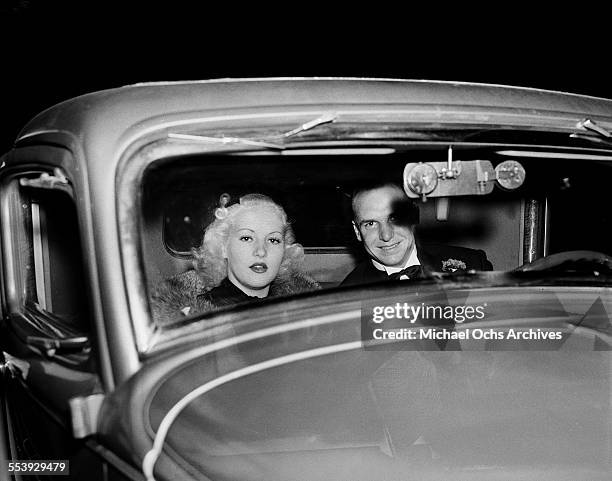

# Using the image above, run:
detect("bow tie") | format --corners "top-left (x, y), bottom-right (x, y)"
top-left (388, 265), bottom-right (423, 280)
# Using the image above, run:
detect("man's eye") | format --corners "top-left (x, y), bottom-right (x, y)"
top-left (239, 235), bottom-right (253, 242)
top-left (362, 221), bottom-right (377, 229)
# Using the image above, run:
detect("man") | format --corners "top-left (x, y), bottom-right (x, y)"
top-left (340, 183), bottom-right (492, 453)
top-left (341, 182), bottom-right (492, 286)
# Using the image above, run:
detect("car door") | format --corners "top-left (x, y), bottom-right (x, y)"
top-left (0, 151), bottom-right (17, 480)
top-left (0, 147), bottom-right (107, 479)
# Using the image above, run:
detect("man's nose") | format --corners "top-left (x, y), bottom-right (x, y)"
top-left (379, 222), bottom-right (394, 242)
top-left (253, 240), bottom-right (267, 257)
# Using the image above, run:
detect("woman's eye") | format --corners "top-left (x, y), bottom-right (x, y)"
top-left (239, 235), bottom-right (253, 242)
top-left (268, 237), bottom-right (282, 244)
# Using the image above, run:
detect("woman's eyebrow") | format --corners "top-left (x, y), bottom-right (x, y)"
top-left (235, 228), bottom-right (255, 233)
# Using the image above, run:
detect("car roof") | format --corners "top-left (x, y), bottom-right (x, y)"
top-left (19, 77), bottom-right (612, 137)
top-left (12, 77), bottom-right (612, 174)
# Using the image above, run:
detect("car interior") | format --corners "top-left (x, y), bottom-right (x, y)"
top-left (140, 147), bottom-right (612, 300)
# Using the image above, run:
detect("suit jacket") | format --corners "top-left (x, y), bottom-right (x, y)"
top-left (341, 243), bottom-right (493, 286)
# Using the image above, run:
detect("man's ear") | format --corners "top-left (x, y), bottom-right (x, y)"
top-left (352, 221), bottom-right (362, 242)
top-left (221, 243), bottom-right (228, 259)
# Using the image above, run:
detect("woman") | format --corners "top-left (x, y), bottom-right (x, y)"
top-left (152, 193), bottom-right (319, 323)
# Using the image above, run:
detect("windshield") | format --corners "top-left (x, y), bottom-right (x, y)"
top-left (134, 140), bottom-right (612, 480)
top-left (141, 145), bottom-right (612, 325)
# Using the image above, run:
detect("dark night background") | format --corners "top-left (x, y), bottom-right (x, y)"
top-left (1, 1), bottom-right (610, 155)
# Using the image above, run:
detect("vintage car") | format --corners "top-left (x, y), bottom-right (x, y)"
top-left (0, 78), bottom-right (611, 481)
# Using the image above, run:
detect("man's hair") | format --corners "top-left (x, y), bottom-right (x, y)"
top-left (350, 181), bottom-right (420, 225)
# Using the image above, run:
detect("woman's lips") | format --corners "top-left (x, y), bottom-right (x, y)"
top-left (250, 263), bottom-right (268, 273)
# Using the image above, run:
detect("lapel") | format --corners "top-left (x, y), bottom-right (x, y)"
top-left (416, 243), bottom-right (439, 275)
top-left (362, 261), bottom-right (390, 283)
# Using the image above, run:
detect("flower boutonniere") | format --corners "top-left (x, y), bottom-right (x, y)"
top-left (442, 258), bottom-right (467, 273)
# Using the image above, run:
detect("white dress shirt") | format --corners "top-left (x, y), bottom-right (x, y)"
top-left (372, 245), bottom-right (421, 280)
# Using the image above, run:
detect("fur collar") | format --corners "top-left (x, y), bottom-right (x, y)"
top-left (151, 269), bottom-right (319, 324)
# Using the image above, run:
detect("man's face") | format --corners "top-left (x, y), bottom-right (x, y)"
top-left (352, 185), bottom-right (416, 268)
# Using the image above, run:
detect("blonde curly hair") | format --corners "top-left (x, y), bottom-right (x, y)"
top-left (192, 193), bottom-right (305, 290)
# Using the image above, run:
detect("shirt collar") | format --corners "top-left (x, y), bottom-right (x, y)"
top-left (372, 244), bottom-right (420, 274)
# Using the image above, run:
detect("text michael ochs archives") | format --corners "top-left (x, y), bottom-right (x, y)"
top-left (361, 301), bottom-right (565, 350)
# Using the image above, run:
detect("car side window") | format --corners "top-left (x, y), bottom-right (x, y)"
top-left (1, 171), bottom-right (90, 342)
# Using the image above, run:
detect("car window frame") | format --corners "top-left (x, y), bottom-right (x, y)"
top-left (0, 150), bottom-right (94, 368)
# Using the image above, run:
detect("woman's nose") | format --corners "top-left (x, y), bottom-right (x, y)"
top-left (253, 241), bottom-right (267, 257)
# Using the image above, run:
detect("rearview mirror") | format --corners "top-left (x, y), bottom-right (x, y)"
top-left (403, 150), bottom-right (525, 200)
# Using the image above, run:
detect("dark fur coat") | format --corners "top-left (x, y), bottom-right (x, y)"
top-left (151, 269), bottom-right (320, 325)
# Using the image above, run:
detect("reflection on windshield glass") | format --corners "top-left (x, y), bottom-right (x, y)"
top-left (144, 288), bottom-right (612, 480)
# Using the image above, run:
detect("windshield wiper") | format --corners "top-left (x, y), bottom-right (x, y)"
top-left (168, 133), bottom-right (284, 150)
top-left (168, 113), bottom-right (338, 148)
top-left (280, 112), bottom-right (338, 138)
top-left (577, 118), bottom-right (612, 138)
top-left (571, 118), bottom-right (612, 145)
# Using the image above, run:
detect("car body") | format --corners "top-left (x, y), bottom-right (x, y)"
top-left (1, 78), bottom-right (611, 480)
